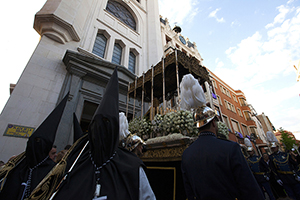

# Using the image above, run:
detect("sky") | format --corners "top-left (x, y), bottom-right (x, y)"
top-left (0, 0), bottom-right (299, 138)
top-left (158, 0), bottom-right (300, 139)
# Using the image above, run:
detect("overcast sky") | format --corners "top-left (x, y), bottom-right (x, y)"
top-left (0, 0), bottom-right (299, 139)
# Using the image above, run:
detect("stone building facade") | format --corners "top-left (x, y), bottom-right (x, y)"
top-left (0, 0), bottom-right (163, 162)
top-left (0, 0), bottom-right (272, 162)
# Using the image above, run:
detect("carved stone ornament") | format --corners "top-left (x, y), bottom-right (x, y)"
top-left (34, 14), bottom-right (80, 44)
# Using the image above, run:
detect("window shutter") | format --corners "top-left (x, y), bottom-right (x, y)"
top-left (112, 43), bottom-right (122, 65)
top-left (128, 52), bottom-right (136, 74)
top-left (92, 33), bottom-right (107, 58)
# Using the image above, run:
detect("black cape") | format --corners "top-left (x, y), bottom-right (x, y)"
top-left (0, 93), bottom-right (69, 200)
top-left (0, 158), bottom-right (56, 199)
top-left (45, 67), bottom-right (145, 200)
top-left (51, 135), bottom-right (144, 200)
top-left (181, 133), bottom-right (265, 200)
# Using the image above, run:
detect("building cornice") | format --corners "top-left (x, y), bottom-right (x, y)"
top-left (63, 50), bottom-right (136, 90)
top-left (34, 13), bottom-right (80, 44)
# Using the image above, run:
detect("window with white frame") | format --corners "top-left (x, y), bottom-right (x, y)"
top-left (226, 90), bottom-right (231, 98)
top-left (227, 101), bottom-right (231, 110)
top-left (112, 43), bottom-right (123, 65)
top-left (232, 94), bottom-right (237, 102)
top-left (92, 33), bottom-right (107, 58)
top-left (249, 126), bottom-right (257, 134)
top-left (239, 97), bottom-right (247, 106)
top-left (217, 95), bottom-right (222, 105)
top-left (220, 84), bottom-right (232, 98)
top-left (249, 127), bottom-right (258, 138)
top-left (220, 85), bottom-right (225, 94)
top-left (231, 119), bottom-right (241, 133)
top-left (106, 0), bottom-right (136, 30)
top-left (222, 115), bottom-right (231, 131)
top-left (237, 108), bottom-right (243, 117)
top-left (231, 104), bottom-right (236, 113)
top-left (224, 100), bottom-right (229, 110)
top-left (242, 124), bottom-right (249, 136)
top-left (212, 80), bottom-right (217, 89)
top-left (128, 51), bottom-right (136, 74)
top-left (244, 111), bottom-right (252, 121)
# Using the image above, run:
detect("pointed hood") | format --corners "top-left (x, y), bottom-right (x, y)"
top-left (73, 113), bottom-right (84, 143)
top-left (88, 67), bottom-right (119, 166)
top-left (25, 93), bottom-right (69, 167)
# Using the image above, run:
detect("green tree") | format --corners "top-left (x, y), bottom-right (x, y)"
top-left (279, 127), bottom-right (296, 151)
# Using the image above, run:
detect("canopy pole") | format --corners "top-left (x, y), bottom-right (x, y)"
top-left (175, 49), bottom-right (181, 110)
top-left (126, 82), bottom-right (130, 118)
top-left (162, 56), bottom-right (166, 114)
top-left (141, 73), bottom-right (145, 120)
top-left (133, 77), bottom-right (137, 119)
top-left (151, 65), bottom-right (154, 122)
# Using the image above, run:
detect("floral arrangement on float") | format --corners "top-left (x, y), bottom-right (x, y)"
top-left (217, 121), bottom-right (229, 139)
top-left (128, 73), bottom-right (208, 145)
top-left (128, 110), bottom-right (198, 141)
top-left (128, 117), bottom-right (151, 140)
top-left (153, 110), bottom-right (198, 137)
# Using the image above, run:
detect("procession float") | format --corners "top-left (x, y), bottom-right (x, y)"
top-left (124, 49), bottom-right (223, 200)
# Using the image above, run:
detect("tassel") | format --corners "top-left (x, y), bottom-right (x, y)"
top-left (0, 152), bottom-right (26, 191)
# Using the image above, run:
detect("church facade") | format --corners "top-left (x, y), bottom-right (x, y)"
top-left (0, 0), bottom-right (269, 163)
top-left (0, 0), bottom-right (166, 162)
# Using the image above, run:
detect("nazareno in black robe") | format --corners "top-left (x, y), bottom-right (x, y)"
top-left (0, 93), bottom-right (69, 200)
top-left (48, 67), bottom-right (145, 200)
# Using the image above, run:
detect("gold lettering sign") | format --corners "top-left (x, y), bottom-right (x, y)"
top-left (4, 124), bottom-right (35, 138)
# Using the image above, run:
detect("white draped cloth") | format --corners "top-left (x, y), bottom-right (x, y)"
top-left (139, 166), bottom-right (156, 200)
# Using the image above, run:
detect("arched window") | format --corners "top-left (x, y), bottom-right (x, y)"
top-left (92, 33), bottom-right (107, 58)
top-left (112, 43), bottom-right (122, 65)
top-left (106, 0), bottom-right (136, 30)
top-left (128, 52), bottom-right (136, 74)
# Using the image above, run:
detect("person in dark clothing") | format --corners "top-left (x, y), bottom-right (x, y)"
top-left (49, 145), bottom-right (58, 162)
top-left (269, 143), bottom-right (300, 200)
top-left (125, 133), bottom-right (146, 157)
top-left (262, 153), bottom-right (287, 199)
top-left (247, 149), bottom-right (276, 200)
top-left (0, 93), bottom-right (69, 200)
top-left (181, 106), bottom-right (264, 200)
top-left (28, 67), bottom-right (155, 200)
top-left (290, 148), bottom-right (300, 165)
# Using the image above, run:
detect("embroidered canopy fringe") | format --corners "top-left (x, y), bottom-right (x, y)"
top-left (28, 134), bottom-right (87, 200)
top-left (0, 151), bottom-right (26, 191)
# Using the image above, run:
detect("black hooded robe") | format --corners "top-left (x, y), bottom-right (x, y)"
top-left (48, 67), bottom-right (150, 200)
top-left (0, 93), bottom-right (69, 200)
top-left (0, 158), bottom-right (56, 199)
top-left (51, 136), bottom-right (144, 200)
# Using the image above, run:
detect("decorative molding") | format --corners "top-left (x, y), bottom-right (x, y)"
top-left (34, 14), bottom-right (80, 44)
top-left (77, 47), bottom-right (105, 61)
top-left (141, 144), bottom-right (189, 162)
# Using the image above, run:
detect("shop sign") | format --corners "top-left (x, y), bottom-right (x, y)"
top-left (4, 124), bottom-right (35, 138)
